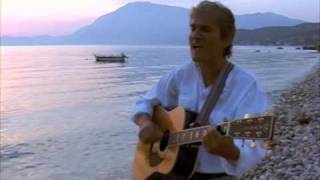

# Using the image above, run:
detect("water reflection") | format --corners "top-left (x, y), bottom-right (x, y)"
top-left (0, 45), bottom-right (319, 144)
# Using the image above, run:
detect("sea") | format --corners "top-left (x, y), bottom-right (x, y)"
top-left (0, 45), bottom-right (319, 180)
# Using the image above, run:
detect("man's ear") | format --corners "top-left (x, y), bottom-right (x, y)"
top-left (221, 31), bottom-right (234, 47)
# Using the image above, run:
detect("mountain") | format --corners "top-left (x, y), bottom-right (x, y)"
top-left (1, 35), bottom-right (65, 45)
top-left (1, 2), bottom-right (312, 45)
top-left (235, 23), bottom-right (320, 45)
top-left (236, 12), bottom-right (304, 29)
top-left (66, 2), bottom-right (189, 44)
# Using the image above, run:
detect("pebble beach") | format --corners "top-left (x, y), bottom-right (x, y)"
top-left (241, 63), bottom-right (320, 180)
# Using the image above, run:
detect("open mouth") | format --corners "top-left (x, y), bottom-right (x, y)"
top-left (192, 45), bottom-right (203, 51)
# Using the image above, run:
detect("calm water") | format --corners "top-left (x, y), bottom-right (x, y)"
top-left (0, 45), bottom-right (319, 180)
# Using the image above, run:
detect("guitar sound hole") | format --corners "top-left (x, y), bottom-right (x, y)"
top-left (160, 130), bottom-right (170, 151)
top-left (217, 125), bottom-right (226, 135)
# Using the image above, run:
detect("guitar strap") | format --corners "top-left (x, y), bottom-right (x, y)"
top-left (195, 61), bottom-right (234, 126)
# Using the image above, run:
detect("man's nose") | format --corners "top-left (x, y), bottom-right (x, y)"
top-left (190, 29), bottom-right (202, 39)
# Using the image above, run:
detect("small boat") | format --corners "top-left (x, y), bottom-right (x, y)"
top-left (94, 53), bottom-right (128, 63)
top-left (277, 47), bottom-right (284, 50)
top-left (302, 46), bottom-right (317, 50)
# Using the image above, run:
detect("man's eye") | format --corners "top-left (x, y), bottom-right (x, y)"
top-left (201, 26), bottom-right (211, 32)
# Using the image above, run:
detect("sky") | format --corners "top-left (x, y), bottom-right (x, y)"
top-left (1, 0), bottom-right (319, 36)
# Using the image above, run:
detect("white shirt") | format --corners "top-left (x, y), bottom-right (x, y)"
top-left (132, 62), bottom-right (268, 176)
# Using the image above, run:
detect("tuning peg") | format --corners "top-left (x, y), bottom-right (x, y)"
top-left (189, 122), bottom-right (196, 128)
top-left (244, 114), bottom-right (252, 118)
top-left (261, 140), bottom-right (272, 149)
top-left (264, 112), bottom-right (274, 116)
top-left (250, 140), bottom-right (256, 148)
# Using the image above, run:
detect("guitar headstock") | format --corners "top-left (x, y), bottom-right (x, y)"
top-left (224, 113), bottom-right (275, 141)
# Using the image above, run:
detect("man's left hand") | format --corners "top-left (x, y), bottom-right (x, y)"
top-left (203, 127), bottom-right (240, 161)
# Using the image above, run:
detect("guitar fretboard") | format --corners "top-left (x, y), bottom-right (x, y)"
top-left (168, 125), bottom-right (212, 146)
top-left (166, 115), bottom-right (274, 147)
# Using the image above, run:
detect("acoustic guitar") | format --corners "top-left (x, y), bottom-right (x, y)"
top-left (133, 106), bottom-right (275, 180)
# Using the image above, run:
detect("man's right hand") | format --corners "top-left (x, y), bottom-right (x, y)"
top-left (135, 114), bottom-right (163, 144)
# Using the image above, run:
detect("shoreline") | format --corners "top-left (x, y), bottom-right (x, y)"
top-left (241, 62), bottom-right (319, 179)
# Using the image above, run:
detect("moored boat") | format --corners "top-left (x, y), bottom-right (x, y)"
top-left (94, 53), bottom-right (128, 63)
top-left (302, 46), bottom-right (317, 50)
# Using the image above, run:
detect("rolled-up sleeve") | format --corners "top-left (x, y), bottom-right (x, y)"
top-left (131, 70), bottom-right (179, 122)
top-left (219, 81), bottom-right (269, 176)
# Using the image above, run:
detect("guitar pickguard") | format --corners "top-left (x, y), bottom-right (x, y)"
top-left (149, 143), bottom-right (164, 167)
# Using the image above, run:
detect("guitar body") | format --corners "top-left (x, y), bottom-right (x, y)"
top-left (133, 106), bottom-right (199, 180)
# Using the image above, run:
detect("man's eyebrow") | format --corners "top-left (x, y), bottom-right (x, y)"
top-left (190, 23), bottom-right (211, 28)
top-left (190, 23), bottom-right (202, 26)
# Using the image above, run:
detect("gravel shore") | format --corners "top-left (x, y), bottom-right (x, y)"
top-left (241, 63), bottom-right (320, 180)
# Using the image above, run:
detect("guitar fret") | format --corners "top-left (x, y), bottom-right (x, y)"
top-left (200, 128), bottom-right (207, 138)
top-left (176, 134), bottom-right (180, 144)
top-left (169, 135), bottom-right (174, 144)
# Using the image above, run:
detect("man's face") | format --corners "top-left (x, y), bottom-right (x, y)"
top-left (189, 11), bottom-right (228, 63)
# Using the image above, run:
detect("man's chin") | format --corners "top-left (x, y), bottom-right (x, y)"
top-left (191, 55), bottom-right (203, 63)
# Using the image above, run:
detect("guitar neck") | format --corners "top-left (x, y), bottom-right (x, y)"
top-left (168, 125), bottom-right (218, 146)
top-left (168, 114), bottom-right (274, 147)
